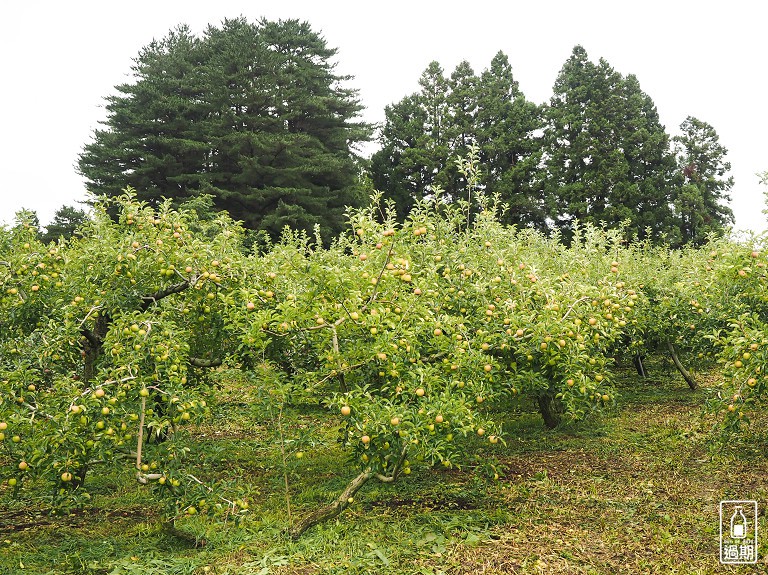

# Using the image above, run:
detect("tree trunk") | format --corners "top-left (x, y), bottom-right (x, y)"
top-left (289, 470), bottom-right (372, 539)
top-left (633, 353), bottom-right (647, 378)
top-left (667, 341), bottom-right (696, 390)
top-left (81, 313), bottom-right (110, 384)
top-left (68, 465), bottom-right (88, 490)
top-left (537, 392), bottom-right (564, 429)
top-left (82, 341), bottom-right (100, 384)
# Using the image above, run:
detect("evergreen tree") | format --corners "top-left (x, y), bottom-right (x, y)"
top-left (371, 54), bottom-right (542, 226)
top-left (673, 116), bottom-right (734, 245)
top-left (447, 61), bottom-right (477, 151)
top-left (78, 18), bottom-right (371, 242)
top-left (542, 46), bottom-right (678, 243)
top-left (369, 94), bottom-right (431, 219)
top-left (370, 62), bottom-right (452, 218)
top-left (417, 61), bottom-right (452, 191)
top-left (41, 206), bottom-right (90, 244)
top-left (475, 52), bottom-right (544, 229)
top-left (79, 26), bottom-right (207, 204)
top-left (442, 61), bottom-right (479, 196)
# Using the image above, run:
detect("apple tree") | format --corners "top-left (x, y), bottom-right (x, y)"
top-left (620, 239), bottom-right (731, 388)
top-left (229, 194), bottom-right (640, 537)
top-left (705, 243), bottom-right (768, 433)
top-left (0, 192), bottom-right (246, 518)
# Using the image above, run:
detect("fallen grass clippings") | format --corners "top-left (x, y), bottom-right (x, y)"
top-left (1, 364), bottom-right (767, 574)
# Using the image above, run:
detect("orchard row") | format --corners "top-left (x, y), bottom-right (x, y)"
top-left (0, 191), bottom-right (765, 533)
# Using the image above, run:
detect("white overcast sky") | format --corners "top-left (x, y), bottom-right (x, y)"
top-left (1, 1), bottom-right (766, 232)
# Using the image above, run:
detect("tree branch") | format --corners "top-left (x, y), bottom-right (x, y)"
top-left (140, 280), bottom-right (190, 310)
top-left (363, 239), bottom-right (396, 311)
top-left (561, 296), bottom-right (590, 322)
top-left (667, 341), bottom-right (697, 390)
top-left (80, 328), bottom-right (100, 348)
top-left (288, 470), bottom-right (373, 539)
top-left (289, 446), bottom-right (409, 538)
top-left (135, 395), bottom-right (146, 472)
top-left (331, 325), bottom-right (347, 393)
top-left (20, 401), bottom-right (54, 420)
top-left (375, 445), bottom-right (408, 483)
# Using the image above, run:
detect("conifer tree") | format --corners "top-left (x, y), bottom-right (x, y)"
top-left (370, 62), bottom-right (452, 218)
top-left (475, 52), bottom-right (544, 229)
top-left (79, 18), bottom-right (371, 241)
top-left (41, 206), bottom-right (90, 244)
top-left (541, 46), bottom-right (678, 243)
top-left (371, 54), bottom-right (542, 226)
top-left (673, 116), bottom-right (734, 245)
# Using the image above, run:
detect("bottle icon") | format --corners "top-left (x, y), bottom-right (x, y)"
top-left (731, 506), bottom-right (748, 539)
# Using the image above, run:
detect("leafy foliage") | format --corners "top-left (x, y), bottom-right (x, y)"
top-left (673, 116), bottom-right (735, 246)
top-left (0, 192), bottom-right (245, 515)
top-left (541, 46), bottom-right (679, 244)
top-left (370, 55), bottom-right (543, 227)
top-left (371, 46), bottom-right (735, 248)
top-left (78, 17), bottom-right (372, 242)
top-left (1, 164), bottom-right (766, 536)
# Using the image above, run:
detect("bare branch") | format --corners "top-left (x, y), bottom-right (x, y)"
top-left (363, 239), bottom-right (396, 311)
top-left (20, 401), bottom-right (54, 420)
top-left (331, 325), bottom-right (347, 393)
top-left (289, 470), bottom-right (373, 539)
top-left (136, 472), bottom-right (163, 485)
top-left (375, 444), bottom-right (409, 483)
top-left (135, 395), bottom-right (146, 471)
top-left (561, 296), bottom-right (590, 322)
top-left (78, 306), bottom-right (104, 331)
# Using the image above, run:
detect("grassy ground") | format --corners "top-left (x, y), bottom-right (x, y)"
top-left (2, 357), bottom-right (767, 574)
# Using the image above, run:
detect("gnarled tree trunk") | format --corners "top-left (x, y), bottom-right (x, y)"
top-left (537, 392), bottom-right (564, 429)
top-left (289, 470), bottom-right (372, 539)
top-left (289, 446), bottom-right (408, 538)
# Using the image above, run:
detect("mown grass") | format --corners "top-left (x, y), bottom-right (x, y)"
top-left (2, 356), bottom-right (767, 574)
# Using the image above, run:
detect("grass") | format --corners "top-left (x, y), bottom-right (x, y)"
top-left (2, 357), bottom-right (767, 574)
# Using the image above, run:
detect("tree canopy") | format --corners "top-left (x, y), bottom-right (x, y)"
top-left (540, 46), bottom-right (679, 243)
top-left (40, 205), bottom-right (90, 244)
top-left (370, 54), bottom-right (543, 227)
top-left (370, 45), bottom-right (734, 246)
top-left (673, 116), bottom-right (735, 245)
top-left (80, 28), bottom-right (735, 247)
top-left (78, 17), bottom-right (372, 242)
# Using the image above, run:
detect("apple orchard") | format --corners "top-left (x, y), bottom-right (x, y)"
top-left (1, 189), bottom-right (767, 536)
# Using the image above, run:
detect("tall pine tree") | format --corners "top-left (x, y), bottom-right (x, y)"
top-left (541, 46), bottom-right (678, 243)
top-left (41, 205), bottom-right (90, 244)
top-left (371, 54), bottom-right (542, 227)
top-left (441, 61), bottom-right (479, 197)
top-left (673, 116), bottom-right (734, 245)
top-left (79, 17), bottom-right (371, 242)
top-left (79, 26), bottom-right (208, 203)
top-left (475, 52), bottom-right (544, 229)
top-left (370, 62), bottom-right (452, 218)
